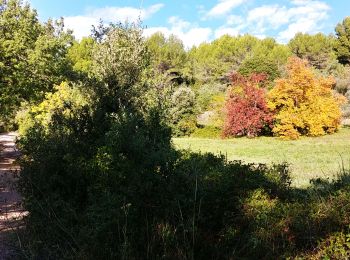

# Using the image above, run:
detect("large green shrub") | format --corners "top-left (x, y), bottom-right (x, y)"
top-left (238, 55), bottom-right (280, 81)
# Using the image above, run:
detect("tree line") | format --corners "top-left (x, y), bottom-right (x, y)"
top-left (1, 1), bottom-right (350, 140)
top-left (2, 1), bottom-right (350, 258)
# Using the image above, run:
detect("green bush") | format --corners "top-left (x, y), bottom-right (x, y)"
top-left (196, 82), bottom-right (226, 111)
top-left (238, 55), bottom-right (280, 81)
top-left (312, 231), bottom-right (350, 259)
top-left (169, 86), bottom-right (197, 136)
top-left (173, 116), bottom-right (197, 136)
top-left (191, 125), bottom-right (221, 138)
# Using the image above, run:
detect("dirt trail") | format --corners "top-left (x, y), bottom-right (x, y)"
top-left (0, 133), bottom-right (26, 259)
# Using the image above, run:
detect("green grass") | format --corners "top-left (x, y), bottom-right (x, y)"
top-left (173, 127), bottom-right (350, 187)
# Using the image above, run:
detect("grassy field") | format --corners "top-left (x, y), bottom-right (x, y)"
top-left (173, 127), bottom-right (350, 187)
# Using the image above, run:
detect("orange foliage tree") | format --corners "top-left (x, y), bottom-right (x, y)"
top-left (268, 57), bottom-right (345, 139)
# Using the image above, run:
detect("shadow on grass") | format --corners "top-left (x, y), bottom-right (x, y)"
top-left (15, 125), bottom-right (350, 259)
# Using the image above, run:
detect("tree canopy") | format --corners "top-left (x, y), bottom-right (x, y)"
top-left (268, 57), bottom-right (344, 139)
top-left (67, 37), bottom-right (95, 74)
top-left (146, 32), bottom-right (187, 73)
top-left (335, 17), bottom-right (350, 65)
top-left (288, 32), bottom-right (336, 70)
top-left (0, 0), bottom-right (73, 125)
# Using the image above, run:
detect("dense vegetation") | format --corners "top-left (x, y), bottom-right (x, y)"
top-left (1, 0), bottom-right (350, 258)
top-left (268, 57), bottom-right (344, 139)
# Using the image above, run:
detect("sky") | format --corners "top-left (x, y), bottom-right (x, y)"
top-left (28, 0), bottom-right (350, 48)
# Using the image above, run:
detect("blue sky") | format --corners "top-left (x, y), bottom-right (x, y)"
top-left (28, 0), bottom-right (350, 48)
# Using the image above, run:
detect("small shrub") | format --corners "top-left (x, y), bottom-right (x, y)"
top-left (191, 125), bottom-right (221, 138)
top-left (342, 104), bottom-right (350, 118)
top-left (319, 232), bottom-right (350, 258)
top-left (299, 231), bottom-right (350, 259)
top-left (169, 86), bottom-right (197, 136)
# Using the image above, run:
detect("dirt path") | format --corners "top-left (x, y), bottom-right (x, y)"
top-left (0, 133), bottom-right (26, 259)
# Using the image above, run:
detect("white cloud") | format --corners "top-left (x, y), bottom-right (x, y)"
top-left (214, 15), bottom-right (246, 38)
top-left (248, 5), bottom-right (283, 26)
top-left (90, 4), bottom-right (164, 22)
top-left (277, 18), bottom-right (315, 41)
top-left (168, 16), bottom-right (191, 31)
top-left (277, 1), bottom-right (330, 42)
top-left (64, 4), bottom-right (164, 40)
top-left (182, 28), bottom-right (213, 47)
top-left (245, 0), bottom-right (330, 42)
top-left (144, 17), bottom-right (212, 48)
top-left (226, 15), bottom-right (244, 26)
top-left (143, 0), bottom-right (330, 46)
top-left (64, 16), bottom-right (99, 40)
top-left (214, 27), bottom-right (240, 38)
top-left (62, 0), bottom-right (331, 46)
top-left (207, 0), bottom-right (245, 17)
top-left (143, 26), bottom-right (170, 37)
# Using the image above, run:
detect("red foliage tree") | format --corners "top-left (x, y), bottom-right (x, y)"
top-left (223, 73), bottom-right (273, 137)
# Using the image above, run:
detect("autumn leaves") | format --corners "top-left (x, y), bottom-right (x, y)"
top-left (224, 57), bottom-right (344, 139)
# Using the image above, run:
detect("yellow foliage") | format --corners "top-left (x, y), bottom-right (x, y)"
top-left (268, 57), bottom-right (345, 139)
top-left (16, 82), bottom-right (92, 135)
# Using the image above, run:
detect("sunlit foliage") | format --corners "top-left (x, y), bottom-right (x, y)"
top-left (223, 73), bottom-right (273, 137)
top-left (0, 0), bottom-right (73, 126)
top-left (268, 57), bottom-right (344, 139)
top-left (335, 17), bottom-right (350, 65)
